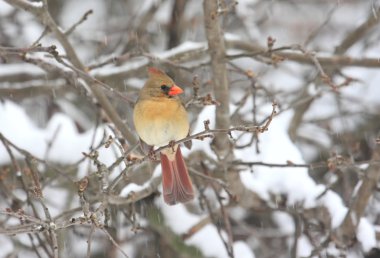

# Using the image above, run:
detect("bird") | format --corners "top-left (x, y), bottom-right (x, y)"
top-left (133, 67), bottom-right (194, 205)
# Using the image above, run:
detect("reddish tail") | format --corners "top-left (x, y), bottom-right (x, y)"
top-left (160, 147), bottom-right (194, 205)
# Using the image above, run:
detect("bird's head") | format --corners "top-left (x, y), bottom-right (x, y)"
top-left (142, 67), bottom-right (184, 99)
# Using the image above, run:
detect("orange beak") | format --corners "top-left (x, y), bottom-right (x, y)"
top-left (168, 85), bottom-right (184, 96)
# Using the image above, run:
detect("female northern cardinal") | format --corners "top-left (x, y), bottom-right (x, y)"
top-left (133, 67), bottom-right (194, 205)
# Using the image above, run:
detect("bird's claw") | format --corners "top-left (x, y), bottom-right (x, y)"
top-left (168, 140), bottom-right (176, 152)
top-left (148, 147), bottom-right (157, 161)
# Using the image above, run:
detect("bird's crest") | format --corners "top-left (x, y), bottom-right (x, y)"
top-left (148, 67), bottom-right (165, 76)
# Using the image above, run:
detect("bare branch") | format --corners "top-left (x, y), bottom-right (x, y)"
top-left (4, 0), bottom-right (137, 146)
top-left (203, 0), bottom-right (231, 159)
top-left (334, 145), bottom-right (380, 247)
top-left (226, 39), bottom-right (380, 68)
top-left (65, 9), bottom-right (93, 36)
top-left (335, 6), bottom-right (380, 54)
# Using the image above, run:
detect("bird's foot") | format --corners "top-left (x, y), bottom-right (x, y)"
top-left (148, 147), bottom-right (157, 161)
top-left (168, 140), bottom-right (176, 152)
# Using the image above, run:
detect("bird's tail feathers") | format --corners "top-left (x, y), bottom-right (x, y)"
top-left (160, 147), bottom-right (194, 205)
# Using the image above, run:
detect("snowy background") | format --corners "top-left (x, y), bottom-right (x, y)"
top-left (1, 0), bottom-right (380, 257)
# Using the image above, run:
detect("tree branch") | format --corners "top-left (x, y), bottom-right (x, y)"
top-left (4, 0), bottom-right (137, 146)
top-left (334, 145), bottom-right (380, 247)
top-left (203, 0), bottom-right (231, 159)
top-left (335, 6), bottom-right (380, 54)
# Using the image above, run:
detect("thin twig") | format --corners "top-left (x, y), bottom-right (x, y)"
top-left (100, 228), bottom-right (129, 258)
top-left (65, 9), bottom-right (93, 36)
top-left (86, 225), bottom-right (96, 258)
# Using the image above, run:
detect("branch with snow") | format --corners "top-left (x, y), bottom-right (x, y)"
top-left (1, 0), bottom-right (380, 258)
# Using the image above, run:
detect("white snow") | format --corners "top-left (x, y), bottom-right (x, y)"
top-left (0, 100), bottom-right (121, 177)
top-left (317, 190), bottom-right (347, 228)
top-left (0, 1), bottom-right (13, 15)
top-left (297, 235), bottom-right (313, 257)
top-left (273, 211), bottom-right (294, 235)
top-left (181, 105), bottom-right (216, 159)
top-left (234, 107), bottom-right (353, 234)
top-left (357, 218), bottom-right (376, 252)
top-left (0, 63), bottom-right (45, 76)
top-left (1, 1), bottom-right (380, 257)
top-left (0, 236), bottom-right (13, 256)
top-left (90, 58), bottom-right (149, 77)
top-left (154, 41), bottom-right (206, 59)
top-left (233, 241), bottom-right (255, 258)
top-left (237, 110), bottom-right (325, 207)
top-left (157, 197), bottom-right (255, 258)
top-left (91, 41), bottom-right (205, 78)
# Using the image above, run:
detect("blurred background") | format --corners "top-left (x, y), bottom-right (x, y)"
top-left (1, 0), bottom-right (380, 257)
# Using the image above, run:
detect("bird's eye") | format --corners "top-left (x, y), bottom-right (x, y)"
top-left (160, 85), bottom-right (170, 92)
